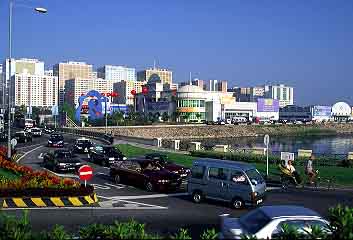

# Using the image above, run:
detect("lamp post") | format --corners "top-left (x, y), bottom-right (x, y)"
top-left (7, 0), bottom-right (47, 159)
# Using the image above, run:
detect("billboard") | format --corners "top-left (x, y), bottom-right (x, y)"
top-left (312, 106), bottom-right (331, 117)
top-left (257, 98), bottom-right (279, 112)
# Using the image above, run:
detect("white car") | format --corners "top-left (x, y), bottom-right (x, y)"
top-left (30, 128), bottom-right (42, 137)
top-left (219, 205), bottom-right (329, 239)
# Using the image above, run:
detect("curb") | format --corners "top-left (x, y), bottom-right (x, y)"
top-left (0, 193), bottom-right (98, 208)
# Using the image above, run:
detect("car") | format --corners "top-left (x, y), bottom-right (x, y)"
top-left (219, 205), bottom-right (330, 239)
top-left (145, 153), bottom-right (191, 183)
top-left (110, 158), bottom-right (182, 192)
top-left (30, 127), bottom-right (42, 137)
top-left (43, 127), bottom-right (54, 134)
top-left (89, 145), bottom-right (126, 166)
top-left (43, 149), bottom-right (83, 173)
top-left (72, 138), bottom-right (93, 153)
top-left (188, 158), bottom-right (266, 209)
top-left (232, 117), bottom-right (248, 125)
top-left (14, 131), bottom-right (32, 143)
top-left (48, 133), bottom-right (64, 147)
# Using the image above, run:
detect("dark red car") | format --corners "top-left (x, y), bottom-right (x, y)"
top-left (145, 153), bottom-right (191, 183)
top-left (110, 159), bottom-right (182, 192)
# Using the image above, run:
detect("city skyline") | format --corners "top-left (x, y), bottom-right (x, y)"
top-left (0, 0), bottom-right (353, 105)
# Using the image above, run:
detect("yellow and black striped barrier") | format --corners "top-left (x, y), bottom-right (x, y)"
top-left (0, 193), bottom-right (98, 208)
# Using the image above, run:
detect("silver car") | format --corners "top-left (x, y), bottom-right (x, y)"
top-left (219, 205), bottom-right (330, 239)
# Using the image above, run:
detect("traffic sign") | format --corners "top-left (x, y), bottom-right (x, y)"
top-left (281, 152), bottom-right (295, 161)
top-left (78, 165), bottom-right (93, 181)
top-left (51, 105), bottom-right (59, 116)
top-left (264, 134), bottom-right (270, 146)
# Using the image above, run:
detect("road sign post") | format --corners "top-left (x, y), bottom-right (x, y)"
top-left (264, 134), bottom-right (270, 177)
top-left (78, 165), bottom-right (93, 187)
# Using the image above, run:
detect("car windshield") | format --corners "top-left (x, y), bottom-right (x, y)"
top-left (239, 209), bottom-right (271, 234)
top-left (56, 152), bottom-right (72, 158)
top-left (78, 140), bottom-right (91, 145)
top-left (246, 169), bottom-right (264, 184)
top-left (51, 135), bottom-right (63, 140)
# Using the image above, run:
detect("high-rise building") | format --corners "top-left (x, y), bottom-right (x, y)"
top-left (64, 78), bottom-right (114, 107)
top-left (1, 58), bottom-right (45, 105)
top-left (137, 67), bottom-right (172, 85)
top-left (97, 65), bottom-right (136, 82)
top-left (53, 61), bottom-right (93, 105)
top-left (13, 72), bottom-right (58, 107)
top-left (209, 80), bottom-right (227, 92)
top-left (114, 80), bottom-right (147, 105)
top-left (45, 70), bottom-right (53, 76)
top-left (265, 84), bottom-right (294, 107)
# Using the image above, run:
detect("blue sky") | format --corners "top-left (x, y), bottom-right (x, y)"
top-left (1, 0), bottom-right (353, 105)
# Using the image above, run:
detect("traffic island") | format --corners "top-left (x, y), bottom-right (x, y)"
top-left (0, 150), bottom-right (99, 208)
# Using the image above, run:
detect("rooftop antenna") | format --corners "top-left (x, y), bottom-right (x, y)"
top-left (189, 72), bottom-right (192, 85)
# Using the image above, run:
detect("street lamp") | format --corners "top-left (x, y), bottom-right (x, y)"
top-left (7, 0), bottom-right (47, 159)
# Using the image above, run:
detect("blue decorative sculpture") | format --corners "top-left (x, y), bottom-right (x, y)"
top-left (75, 90), bottom-right (105, 122)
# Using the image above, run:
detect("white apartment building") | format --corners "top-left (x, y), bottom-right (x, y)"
top-left (114, 80), bottom-right (147, 105)
top-left (64, 78), bottom-right (114, 107)
top-left (97, 65), bottom-right (136, 82)
top-left (13, 72), bottom-right (58, 107)
top-left (265, 84), bottom-right (294, 108)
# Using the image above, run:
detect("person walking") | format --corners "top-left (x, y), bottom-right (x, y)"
top-left (306, 155), bottom-right (316, 184)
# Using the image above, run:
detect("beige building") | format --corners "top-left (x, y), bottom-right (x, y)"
top-left (137, 67), bottom-right (172, 85)
top-left (53, 61), bottom-right (93, 105)
top-left (13, 72), bottom-right (58, 107)
top-left (114, 80), bottom-right (147, 105)
top-left (64, 78), bottom-right (114, 107)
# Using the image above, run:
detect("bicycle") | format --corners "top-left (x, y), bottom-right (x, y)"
top-left (302, 170), bottom-right (335, 191)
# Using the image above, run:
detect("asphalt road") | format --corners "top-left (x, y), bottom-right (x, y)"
top-left (4, 132), bottom-right (353, 237)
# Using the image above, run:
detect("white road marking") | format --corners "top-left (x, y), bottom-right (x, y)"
top-left (92, 184), bottom-right (111, 190)
top-left (116, 199), bottom-right (167, 209)
top-left (16, 143), bottom-right (43, 150)
top-left (266, 187), bottom-right (281, 191)
top-left (38, 153), bottom-right (44, 159)
top-left (104, 183), bottom-right (126, 189)
top-left (100, 192), bottom-right (189, 201)
top-left (17, 146), bottom-right (44, 163)
top-left (98, 199), bottom-right (167, 209)
top-left (92, 183), bottom-right (126, 190)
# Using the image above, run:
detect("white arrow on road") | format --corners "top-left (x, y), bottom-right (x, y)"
top-left (38, 153), bottom-right (44, 159)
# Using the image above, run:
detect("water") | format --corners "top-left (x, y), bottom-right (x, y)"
top-left (189, 135), bottom-right (353, 158)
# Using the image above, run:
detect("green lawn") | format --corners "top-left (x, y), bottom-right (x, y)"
top-left (115, 144), bottom-right (353, 187)
top-left (0, 167), bottom-right (20, 180)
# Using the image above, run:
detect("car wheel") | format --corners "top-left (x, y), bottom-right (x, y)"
top-left (192, 190), bottom-right (203, 203)
top-left (114, 175), bottom-right (121, 184)
top-left (231, 198), bottom-right (244, 209)
top-left (145, 181), bottom-right (154, 192)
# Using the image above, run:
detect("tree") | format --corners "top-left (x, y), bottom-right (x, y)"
top-left (195, 113), bottom-right (202, 122)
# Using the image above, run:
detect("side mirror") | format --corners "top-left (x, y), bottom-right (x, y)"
top-left (251, 179), bottom-right (258, 185)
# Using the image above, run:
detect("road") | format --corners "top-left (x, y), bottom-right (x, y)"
top-left (4, 131), bottom-right (353, 237)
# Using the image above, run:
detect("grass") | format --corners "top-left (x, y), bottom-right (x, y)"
top-left (115, 144), bottom-right (353, 187)
top-left (0, 167), bottom-right (20, 180)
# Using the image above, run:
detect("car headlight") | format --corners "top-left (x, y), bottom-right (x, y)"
top-left (173, 170), bottom-right (179, 174)
top-left (90, 147), bottom-right (93, 149)
top-left (48, 140), bottom-right (52, 143)
top-left (158, 179), bottom-right (170, 183)
top-left (185, 169), bottom-right (191, 173)
top-left (122, 157), bottom-right (127, 160)
top-left (58, 163), bottom-right (66, 166)
top-left (77, 146), bottom-right (82, 149)
top-left (109, 157), bottom-right (115, 161)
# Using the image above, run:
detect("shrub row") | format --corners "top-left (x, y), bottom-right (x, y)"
top-left (190, 150), bottom-right (347, 167)
top-left (0, 205), bottom-right (352, 239)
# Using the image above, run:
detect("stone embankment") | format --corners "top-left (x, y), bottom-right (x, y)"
top-left (73, 123), bottom-right (353, 140)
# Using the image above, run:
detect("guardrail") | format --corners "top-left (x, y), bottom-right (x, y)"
top-left (58, 128), bottom-right (112, 145)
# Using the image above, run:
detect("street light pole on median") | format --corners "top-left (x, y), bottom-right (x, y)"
top-left (6, 0), bottom-right (47, 159)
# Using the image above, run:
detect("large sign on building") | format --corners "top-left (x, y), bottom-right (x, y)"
top-left (257, 98), bottom-right (279, 112)
top-left (312, 106), bottom-right (331, 117)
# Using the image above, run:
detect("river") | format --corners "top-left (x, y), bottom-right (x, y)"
top-left (189, 135), bottom-right (353, 158)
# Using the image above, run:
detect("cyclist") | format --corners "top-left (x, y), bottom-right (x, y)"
top-left (287, 160), bottom-right (301, 184)
top-left (305, 155), bottom-right (316, 184)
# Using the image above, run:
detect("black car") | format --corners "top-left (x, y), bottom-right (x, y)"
top-left (14, 131), bottom-right (32, 143)
top-left (48, 133), bottom-right (64, 147)
top-left (43, 149), bottom-right (82, 173)
top-left (89, 145), bottom-right (126, 166)
top-left (72, 138), bottom-right (93, 153)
